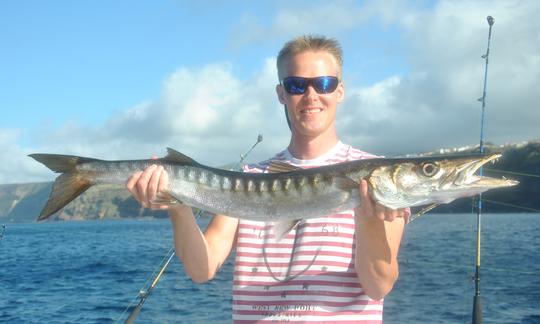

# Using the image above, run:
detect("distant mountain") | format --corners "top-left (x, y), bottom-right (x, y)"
top-left (0, 183), bottom-right (168, 223)
top-left (1, 140), bottom-right (538, 223)
top-left (0, 182), bottom-right (52, 223)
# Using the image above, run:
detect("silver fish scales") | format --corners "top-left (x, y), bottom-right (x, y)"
top-left (30, 147), bottom-right (517, 235)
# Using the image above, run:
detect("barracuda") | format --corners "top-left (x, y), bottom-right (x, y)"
top-left (30, 148), bottom-right (517, 231)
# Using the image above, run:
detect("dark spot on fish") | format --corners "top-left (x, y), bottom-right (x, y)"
top-left (246, 179), bottom-right (255, 193)
top-left (257, 180), bottom-right (267, 193)
top-left (233, 178), bottom-right (242, 192)
top-left (309, 174), bottom-right (322, 192)
top-left (282, 178), bottom-right (292, 192)
top-left (220, 176), bottom-right (232, 191)
top-left (294, 176), bottom-right (307, 191)
top-left (270, 179), bottom-right (279, 192)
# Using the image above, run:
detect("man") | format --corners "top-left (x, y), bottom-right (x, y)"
top-left (127, 35), bottom-right (408, 322)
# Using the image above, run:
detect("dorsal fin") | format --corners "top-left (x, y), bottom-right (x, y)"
top-left (267, 161), bottom-right (302, 173)
top-left (165, 147), bottom-right (199, 165)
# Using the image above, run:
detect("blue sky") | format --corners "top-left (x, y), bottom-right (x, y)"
top-left (1, 0), bottom-right (539, 183)
top-left (1, 1), bottom-right (412, 128)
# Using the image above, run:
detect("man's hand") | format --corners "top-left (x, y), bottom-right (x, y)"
top-left (355, 179), bottom-right (410, 223)
top-left (126, 164), bottom-right (172, 210)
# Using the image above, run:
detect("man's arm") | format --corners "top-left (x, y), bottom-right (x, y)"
top-left (126, 165), bottom-right (238, 283)
top-left (169, 207), bottom-right (238, 282)
top-left (354, 179), bottom-right (407, 300)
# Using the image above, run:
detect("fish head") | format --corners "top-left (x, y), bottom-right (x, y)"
top-left (367, 153), bottom-right (518, 209)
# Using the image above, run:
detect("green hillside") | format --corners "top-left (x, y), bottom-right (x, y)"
top-left (0, 183), bottom-right (168, 223)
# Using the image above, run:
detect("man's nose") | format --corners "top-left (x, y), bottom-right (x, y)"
top-left (304, 84), bottom-right (319, 98)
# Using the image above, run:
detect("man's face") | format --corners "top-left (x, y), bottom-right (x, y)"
top-left (276, 50), bottom-right (344, 139)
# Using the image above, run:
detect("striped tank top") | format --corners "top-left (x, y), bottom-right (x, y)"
top-left (233, 141), bottom-right (383, 323)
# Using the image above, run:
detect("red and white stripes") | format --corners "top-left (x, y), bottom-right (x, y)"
top-left (233, 142), bottom-right (383, 323)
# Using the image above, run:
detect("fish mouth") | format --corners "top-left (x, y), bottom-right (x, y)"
top-left (452, 153), bottom-right (518, 190)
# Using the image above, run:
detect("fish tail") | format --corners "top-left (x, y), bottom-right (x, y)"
top-left (29, 154), bottom-right (98, 221)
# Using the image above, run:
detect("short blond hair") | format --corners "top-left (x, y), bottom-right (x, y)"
top-left (276, 35), bottom-right (343, 80)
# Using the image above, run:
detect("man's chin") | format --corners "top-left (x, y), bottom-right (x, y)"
top-left (293, 123), bottom-right (331, 137)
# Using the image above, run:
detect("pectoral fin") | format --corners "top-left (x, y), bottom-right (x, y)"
top-left (152, 190), bottom-right (183, 206)
top-left (334, 176), bottom-right (359, 191)
top-left (272, 219), bottom-right (302, 241)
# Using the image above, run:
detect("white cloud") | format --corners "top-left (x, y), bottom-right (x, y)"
top-left (229, 0), bottom-right (414, 48)
top-left (18, 59), bottom-right (290, 183)
top-left (0, 129), bottom-right (48, 184)
top-left (337, 0), bottom-right (540, 155)
top-left (5, 0), bottom-right (540, 183)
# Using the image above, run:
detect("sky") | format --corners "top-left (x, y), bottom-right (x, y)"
top-left (1, 0), bottom-right (539, 184)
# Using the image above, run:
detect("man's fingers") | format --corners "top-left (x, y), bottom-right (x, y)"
top-left (149, 166), bottom-right (173, 210)
top-left (402, 208), bottom-right (411, 224)
top-left (359, 179), bottom-right (369, 198)
top-left (157, 166), bottom-right (169, 193)
top-left (374, 203), bottom-right (386, 221)
top-left (358, 179), bottom-right (374, 216)
top-left (125, 159), bottom-right (170, 210)
top-left (136, 164), bottom-right (158, 207)
top-left (356, 178), bottom-right (409, 223)
top-left (385, 208), bottom-right (397, 222)
top-left (147, 165), bottom-right (163, 203)
top-left (126, 171), bottom-right (143, 200)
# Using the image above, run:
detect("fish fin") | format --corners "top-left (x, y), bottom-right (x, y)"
top-left (267, 161), bottom-right (302, 173)
top-left (273, 219), bottom-right (301, 241)
top-left (29, 153), bottom-right (100, 173)
top-left (165, 148), bottom-right (199, 165)
top-left (38, 173), bottom-right (92, 221)
top-left (29, 153), bottom-right (96, 221)
top-left (153, 190), bottom-right (183, 206)
top-left (334, 176), bottom-right (359, 191)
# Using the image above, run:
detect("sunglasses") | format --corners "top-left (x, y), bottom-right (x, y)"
top-left (281, 76), bottom-right (339, 95)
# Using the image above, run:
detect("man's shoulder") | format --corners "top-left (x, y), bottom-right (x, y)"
top-left (243, 144), bottom-right (380, 172)
top-left (242, 150), bottom-right (289, 173)
top-left (347, 147), bottom-right (379, 160)
top-left (335, 142), bottom-right (379, 162)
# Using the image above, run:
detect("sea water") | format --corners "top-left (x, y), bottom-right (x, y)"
top-left (0, 214), bottom-right (538, 323)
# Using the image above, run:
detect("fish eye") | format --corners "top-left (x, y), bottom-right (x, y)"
top-left (421, 162), bottom-right (439, 177)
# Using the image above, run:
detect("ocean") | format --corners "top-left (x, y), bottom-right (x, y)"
top-left (1, 213), bottom-right (538, 323)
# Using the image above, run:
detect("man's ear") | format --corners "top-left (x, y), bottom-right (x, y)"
top-left (276, 84), bottom-right (286, 105)
top-left (336, 82), bottom-right (345, 103)
top-left (284, 105), bottom-right (291, 130)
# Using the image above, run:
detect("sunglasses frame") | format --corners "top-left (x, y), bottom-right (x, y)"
top-left (281, 76), bottom-right (340, 95)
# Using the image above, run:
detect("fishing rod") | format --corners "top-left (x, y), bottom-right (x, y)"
top-left (121, 134), bottom-right (264, 324)
top-left (473, 15), bottom-right (495, 324)
top-left (234, 134), bottom-right (264, 171)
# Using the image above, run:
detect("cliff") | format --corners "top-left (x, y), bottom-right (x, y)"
top-left (0, 183), bottom-right (168, 223)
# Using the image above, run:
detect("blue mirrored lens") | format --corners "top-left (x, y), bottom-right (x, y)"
top-left (313, 77), bottom-right (338, 93)
top-left (284, 77), bottom-right (308, 94)
top-left (282, 76), bottom-right (338, 95)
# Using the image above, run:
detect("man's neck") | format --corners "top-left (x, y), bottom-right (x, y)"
top-left (288, 132), bottom-right (340, 160)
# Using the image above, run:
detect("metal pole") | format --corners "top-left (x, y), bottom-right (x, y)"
top-left (122, 134), bottom-right (263, 323)
top-left (473, 15), bottom-right (494, 324)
